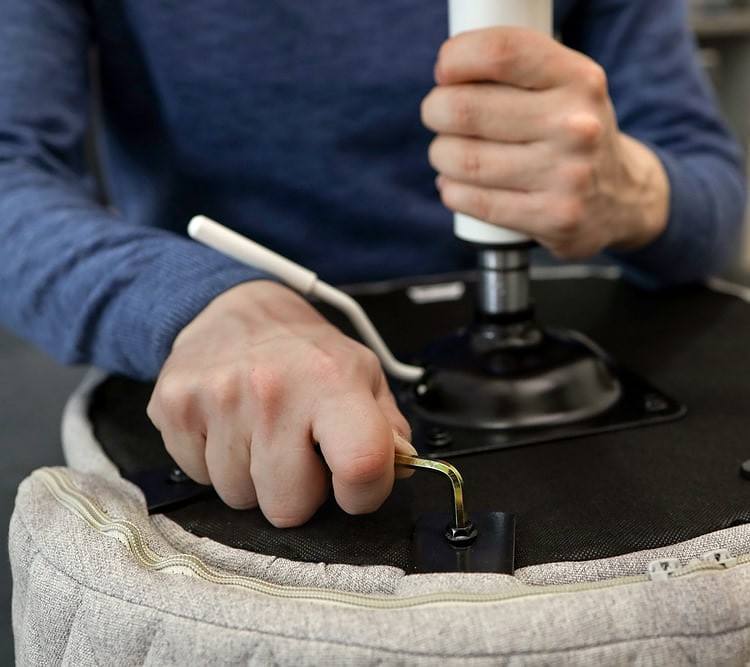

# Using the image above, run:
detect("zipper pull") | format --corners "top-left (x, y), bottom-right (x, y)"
top-left (647, 558), bottom-right (682, 581)
top-left (698, 549), bottom-right (737, 568)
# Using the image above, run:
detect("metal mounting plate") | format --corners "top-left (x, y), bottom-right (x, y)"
top-left (400, 363), bottom-right (685, 458)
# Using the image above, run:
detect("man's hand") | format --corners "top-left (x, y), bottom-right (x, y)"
top-left (147, 280), bottom-right (415, 528)
top-left (421, 27), bottom-right (670, 259)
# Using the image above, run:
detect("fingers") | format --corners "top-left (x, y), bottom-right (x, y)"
top-left (215, 376), bottom-right (409, 525)
top-left (422, 83), bottom-right (556, 143)
top-left (250, 431), bottom-right (330, 528)
top-left (151, 384), bottom-right (415, 525)
top-left (437, 176), bottom-right (548, 234)
top-left (424, 27), bottom-right (610, 147)
top-left (435, 27), bottom-right (584, 90)
top-left (438, 175), bottom-right (604, 261)
top-left (373, 378), bottom-right (417, 480)
top-left (251, 366), bottom-right (413, 522)
top-left (148, 279), bottom-right (420, 528)
top-left (147, 382), bottom-right (211, 485)
top-left (204, 422), bottom-right (257, 510)
top-left (159, 431), bottom-right (212, 485)
top-left (428, 134), bottom-right (552, 190)
top-left (373, 374), bottom-right (412, 443)
top-left (314, 388), bottom-right (398, 516)
top-left (422, 84), bottom-right (608, 149)
top-left (392, 431), bottom-right (418, 481)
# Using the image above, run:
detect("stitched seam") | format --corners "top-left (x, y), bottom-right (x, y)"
top-left (15, 532), bottom-right (750, 660)
top-left (15, 486), bottom-right (750, 659)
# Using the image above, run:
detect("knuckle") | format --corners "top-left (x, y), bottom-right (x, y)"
top-left (449, 89), bottom-right (478, 129)
top-left (316, 338), bottom-right (382, 385)
top-left (545, 241), bottom-right (579, 261)
top-left (460, 145), bottom-right (483, 179)
top-left (481, 32), bottom-right (515, 74)
top-left (354, 344), bottom-right (382, 378)
top-left (149, 374), bottom-right (192, 427)
top-left (552, 197), bottom-right (585, 235)
top-left (247, 366), bottom-right (284, 409)
top-left (337, 449), bottom-right (390, 488)
top-left (311, 348), bottom-right (349, 386)
top-left (580, 62), bottom-right (608, 101)
top-left (469, 188), bottom-right (494, 222)
top-left (206, 371), bottom-right (243, 413)
top-left (565, 111), bottom-right (604, 150)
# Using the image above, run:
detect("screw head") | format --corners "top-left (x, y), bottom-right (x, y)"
top-left (168, 467), bottom-right (190, 484)
top-left (426, 428), bottom-right (453, 448)
top-left (445, 521), bottom-right (479, 546)
top-left (644, 394), bottom-right (669, 413)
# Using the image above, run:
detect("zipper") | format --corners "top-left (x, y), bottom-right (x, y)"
top-left (35, 468), bottom-right (749, 610)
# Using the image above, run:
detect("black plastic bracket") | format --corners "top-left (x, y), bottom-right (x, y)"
top-left (413, 512), bottom-right (515, 574)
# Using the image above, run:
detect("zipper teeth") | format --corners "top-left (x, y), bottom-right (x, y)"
top-left (35, 468), bottom-right (746, 610)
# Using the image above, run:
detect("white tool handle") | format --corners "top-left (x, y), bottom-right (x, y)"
top-left (188, 216), bottom-right (318, 294)
top-left (188, 216), bottom-right (425, 383)
top-left (448, 0), bottom-right (552, 246)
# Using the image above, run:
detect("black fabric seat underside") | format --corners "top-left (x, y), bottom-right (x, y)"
top-left (89, 275), bottom-right (750, 571)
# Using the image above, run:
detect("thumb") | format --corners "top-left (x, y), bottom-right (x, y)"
top-left (393, 430), bottom-right (419, 480)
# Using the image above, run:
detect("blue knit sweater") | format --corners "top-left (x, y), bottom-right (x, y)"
top-left (0, 0), bottom-right (745, 379)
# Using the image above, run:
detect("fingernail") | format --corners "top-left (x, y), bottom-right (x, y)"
top-left (393, 430), bottom-right (418, 456)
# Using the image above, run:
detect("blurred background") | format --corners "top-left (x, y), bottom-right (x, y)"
top-left (690, 0), bottom-right (750, 279)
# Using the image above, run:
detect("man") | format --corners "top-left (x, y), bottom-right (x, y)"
top-left (0, 1), bottom-right (745, 527)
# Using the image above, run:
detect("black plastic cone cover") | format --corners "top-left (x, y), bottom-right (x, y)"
top-left (412, 321), bottom-right (621, 429)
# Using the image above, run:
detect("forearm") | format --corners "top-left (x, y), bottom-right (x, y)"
top-left (608, 145), bottom-right (746, 286)
top-left (0, 162), bottom-right (262, 379)
top-left (565, 0), bottom-right (747, 285)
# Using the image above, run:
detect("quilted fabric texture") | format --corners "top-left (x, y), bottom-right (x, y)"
top-left (10, 466), bottom-right (750, 665)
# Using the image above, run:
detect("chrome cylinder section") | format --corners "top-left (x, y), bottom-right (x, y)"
top-left (477, 248), bottom-right (531, 316)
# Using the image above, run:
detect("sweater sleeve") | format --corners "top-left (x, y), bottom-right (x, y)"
top-left (0, 0), bottom-right (262, 380)
top-left (561, 0), bottom-right (747, 286)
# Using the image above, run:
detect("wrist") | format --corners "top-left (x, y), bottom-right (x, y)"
top-left (171, 279), bottom-right (328, 352)
top-left (611, 134), bottom-right (670, 251)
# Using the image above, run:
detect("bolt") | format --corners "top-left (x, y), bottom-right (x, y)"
top-left (445, 520), bottom-right (479, 546)
top-left (426, 428), bottom-right (453, 448)
top-left (644, 394), bottom-right (669, 413)
top-left (168, 467), bottom-right (190, 484)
